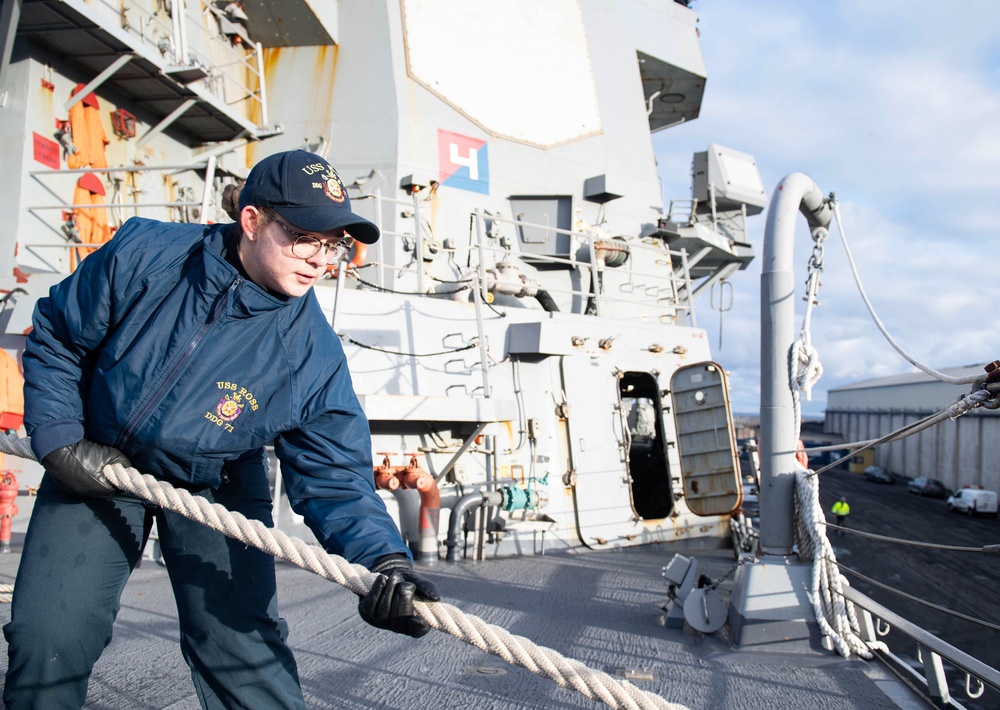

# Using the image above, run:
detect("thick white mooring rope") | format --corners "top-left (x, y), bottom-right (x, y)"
top-left (786, 222), bottom-right (869, 659)
top-left (97, 463), bottom-right (685, 710)
top-left (0, 430), bottom-right (684, 709)
top-left (793, 466), bottom-right (871, 659)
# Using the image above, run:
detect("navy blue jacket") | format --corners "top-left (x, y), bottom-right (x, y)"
top-left (23, 217), bottom-right (409, 568)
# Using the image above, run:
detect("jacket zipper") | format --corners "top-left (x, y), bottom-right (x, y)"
top-left (117, 278), bottom-right (240, 451)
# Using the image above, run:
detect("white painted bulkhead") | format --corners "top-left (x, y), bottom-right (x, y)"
top-left (2, 0), bottom-right (746, 560)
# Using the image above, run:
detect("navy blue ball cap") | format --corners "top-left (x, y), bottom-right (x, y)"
top-left (239, 150), bottom-right (380, 244)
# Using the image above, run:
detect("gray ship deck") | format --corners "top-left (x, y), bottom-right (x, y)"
top-left (0, 541), bottom-right (921, 709)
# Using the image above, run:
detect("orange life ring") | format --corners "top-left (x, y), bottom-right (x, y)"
top-left (327, 241), bottom-right (367, 277)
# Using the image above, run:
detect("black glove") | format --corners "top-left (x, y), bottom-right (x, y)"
top-left (359, 554), bottom-right (441, 638)
top-left (41, 440), bottom-right (131, 498)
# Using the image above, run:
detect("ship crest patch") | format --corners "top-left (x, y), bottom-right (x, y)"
top-left (206, 382), bottom-right (259, 433)
top-left (216, 393), bottom-right (245, 422)
top-left (320, 169), bottom-right (346, 203)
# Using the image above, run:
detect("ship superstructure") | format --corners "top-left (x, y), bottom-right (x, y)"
top-left (1, 0), bottom-right (763, 561)
top-left (3, 3), bottom-right (1000, 709)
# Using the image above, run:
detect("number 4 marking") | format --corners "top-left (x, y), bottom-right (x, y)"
top-left (450, 143), bottom-right (479, 181)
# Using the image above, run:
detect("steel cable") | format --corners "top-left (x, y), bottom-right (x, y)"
top-left (830, 201), bottom-right (986, 386)
top-left (804, 402), bottom-right (978, 478)
top-left (826, 520), bottom-right (1000, 628)
top-left (337, 333), bottom-right (479, 358)
top-left (822, 523), bottom-right (1000, 555)
top-left (832, 559), bottom-right (1000, 633)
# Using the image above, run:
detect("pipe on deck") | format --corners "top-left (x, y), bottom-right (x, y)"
top-left (373, 454), bottom-right (442, 564)
top-left (444, 491), bottom-right (502, 563)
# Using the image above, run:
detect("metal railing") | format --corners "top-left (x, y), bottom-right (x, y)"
top-left (666, 198), bottom-right (698, 226)
top-left (22, 155), bottom-right (236, 272)
top-left (341, 191), bottom-right (697, 324)
top-left (841, 584), bottom-right (1000, 706)
top-left (86, 0), bottom-right (267, 124)
top-left (326, 188), bottom-right (702, 405)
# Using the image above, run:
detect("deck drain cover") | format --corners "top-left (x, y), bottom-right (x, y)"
top-left (466, 665), bottom-right (508, 677)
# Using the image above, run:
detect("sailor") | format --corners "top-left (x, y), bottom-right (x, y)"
top-left (831, 496), bottom-right (850, 536)
top-left (3, 150), bottom-right (440, 709)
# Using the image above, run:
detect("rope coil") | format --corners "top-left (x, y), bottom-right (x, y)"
top-left (794, 467), bottom-right (871, 659)
top-left (787, 218), bottom-right (869, 659)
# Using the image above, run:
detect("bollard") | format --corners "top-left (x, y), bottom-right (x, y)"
top-left (0, 471), bottom-right (18, 553)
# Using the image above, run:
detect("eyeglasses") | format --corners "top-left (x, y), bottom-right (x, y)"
top-left (266, 210), bottom-right (353, 265)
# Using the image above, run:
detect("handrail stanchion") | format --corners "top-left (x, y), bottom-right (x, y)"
top-left (412, 188), bottom-right (424, 294)
top-left (198, 155), bottom-right (216, 225)
top-left (473, 209), bottom-right (490, 305)
top-left (472, 211), bottom-right (491, 398)
top-left (587, 232), bottom-right (601, 317)
top-left (470, 272), bottom-right (491, 399)
top-left (254, 42), bottom-right (269, 126)
top-left (678, 248), bottom-right (696, 327)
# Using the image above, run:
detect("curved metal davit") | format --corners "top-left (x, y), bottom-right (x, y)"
top-left (729, 174), bottom-right (834, 654)
top-left (759, 173), bottom-right (833, 555)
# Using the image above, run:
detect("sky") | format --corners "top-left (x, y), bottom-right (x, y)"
top-left (652, 0), bottom-right (1000, 417)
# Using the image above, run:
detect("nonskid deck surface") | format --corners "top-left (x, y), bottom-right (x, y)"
top-left (0, 544), bottom-right (906, 709)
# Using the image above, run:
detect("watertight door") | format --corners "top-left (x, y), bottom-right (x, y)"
top-left (559, 355), bottom-right (635, 547)
top-left (669, 362), bottom-right (742, 516)
top-left (619, 371), bottom-right (673, 520)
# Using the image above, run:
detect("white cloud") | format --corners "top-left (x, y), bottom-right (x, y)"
top-left (656, 1), bottom-right (1000, 419)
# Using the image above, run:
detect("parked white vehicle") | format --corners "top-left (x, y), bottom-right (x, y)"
top-left (946, 488), bottom-right (999, 518)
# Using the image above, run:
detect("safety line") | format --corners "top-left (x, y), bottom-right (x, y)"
top-left (831, 558), bottom-right (1000, 633)
top-left (822, 523), bottom-right (1000, 555)
top-left (337, 333), bottom-right (479, 358)
top-left (836, 520), bottom-right (1000, 628)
